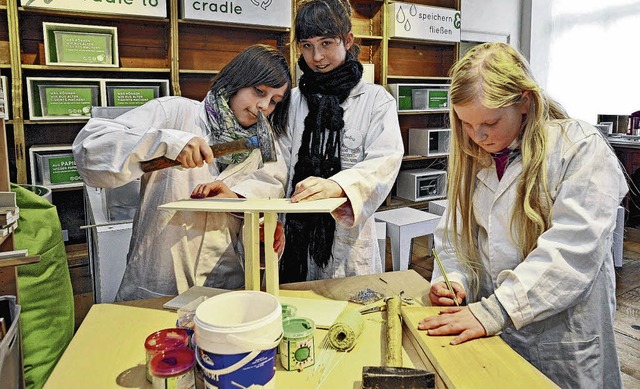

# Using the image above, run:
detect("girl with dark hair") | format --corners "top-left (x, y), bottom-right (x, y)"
top-left (73, 44), bottom-right (291, 301)
top-left (279, 0), bottom-right (403, 282)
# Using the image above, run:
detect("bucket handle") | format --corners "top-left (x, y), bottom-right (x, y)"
top-left (225, 332), bottom-right (282, 351)
top-left (195, 333), bottom-right (282, 379)
top-left (195, 345), bottom-right (261, 378)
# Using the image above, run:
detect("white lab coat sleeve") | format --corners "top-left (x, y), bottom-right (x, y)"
top-left (330, 91), bottom-right (404, 227)
top-left (72, 99), bottom-right (196, 188)
top-left (493, 131), bottom-right (628, 329)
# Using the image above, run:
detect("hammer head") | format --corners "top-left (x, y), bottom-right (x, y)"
top-left (255, 110), bottom-right (277, 163)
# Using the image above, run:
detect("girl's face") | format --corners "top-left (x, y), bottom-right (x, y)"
top-left (299, 33), bottom-right (354, 73)
top-left (455, 92), bottom-right (531, 154)
top-left (229, 83), bottom-right (288, 128)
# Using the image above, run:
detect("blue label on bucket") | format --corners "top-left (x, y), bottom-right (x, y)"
top-left (198, 347), bottom-right (276, 389)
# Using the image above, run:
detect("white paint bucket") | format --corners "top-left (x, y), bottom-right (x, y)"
top-left (194, 291), bottom-right (282, 389)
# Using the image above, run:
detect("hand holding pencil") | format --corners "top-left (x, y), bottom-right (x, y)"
top-left (429, 248), bottom-right (465, 307)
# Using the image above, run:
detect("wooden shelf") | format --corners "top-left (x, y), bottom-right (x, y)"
top-left (387, 75), bottom-right (450, 81)
top-left (22, 65), bottom-right (170, 73)
top-left (398, 109), bottom-right (449, 115)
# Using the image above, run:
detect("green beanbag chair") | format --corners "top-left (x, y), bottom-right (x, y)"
top-left (12, 184), bottom-right (74, 388)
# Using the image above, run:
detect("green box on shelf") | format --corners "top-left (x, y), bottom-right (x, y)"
top-left (397, 85), bottom-right (414, 111)
top-left (54, 31), bottom-right (113, 65)
top-left (38, 85), bottom-right (99, 117)
top-left (107, 86), bottom-right (160, 107)
top-left (43, 22), bottom-right (118, 67)
top-left (427, 89), bottom-right (449, 109)
top-left (35, 152), bottom-right (82, 185)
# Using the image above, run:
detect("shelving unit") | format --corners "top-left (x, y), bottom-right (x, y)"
top-left (0, 1), bottom-right (459, 312)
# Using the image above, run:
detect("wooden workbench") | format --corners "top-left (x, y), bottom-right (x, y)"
top-left (43, 270), bottom-right (557, 388)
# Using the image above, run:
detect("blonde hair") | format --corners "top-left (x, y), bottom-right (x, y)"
top-left (445, 42), bottom-right (568, 296)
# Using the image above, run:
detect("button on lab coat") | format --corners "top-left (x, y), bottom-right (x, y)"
top-left (73, 97), bottom-right (287, 300)
top-left (432, 119), bottom-right (626, 388)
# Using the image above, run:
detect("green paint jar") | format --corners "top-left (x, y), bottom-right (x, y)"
top-left (281, 303), bottom-right (298, 320)
top-left (279, 317), bottom-right (315, 371)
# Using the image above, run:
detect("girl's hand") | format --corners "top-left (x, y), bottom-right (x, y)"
top-left (290, 176), bottom-right (345, 203)
top-left (176, 137), bottom-right (214, 169)
top-left (260, 221), bottom-right (285, 256)
top-left (429, 281), bottom-right (466, 306)
top-left (191, 181), bottom-right (238, 199)
top-left (417, 306), bottom-right (487, 345)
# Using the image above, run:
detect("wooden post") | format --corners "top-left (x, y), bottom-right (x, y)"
top-left (263, 212), bottom-right (279, 296)
top-left (243, 212), bottom-right (260, 291)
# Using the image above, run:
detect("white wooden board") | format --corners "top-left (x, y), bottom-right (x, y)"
top-left (159, 197), bottom-right (346, 213)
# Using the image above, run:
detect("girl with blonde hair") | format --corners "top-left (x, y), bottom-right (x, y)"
top-left (419, 42), bottom-right (626, 388)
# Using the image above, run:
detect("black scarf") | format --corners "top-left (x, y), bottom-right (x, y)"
top-left (279, 52), bottom-right (363, 283)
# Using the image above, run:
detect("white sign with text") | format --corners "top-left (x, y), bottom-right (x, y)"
top-left (20, 0), bottom-right (167, 19)
top-left (181, 0), bottom-right (291, 28)
top-left (387, 2), bottom-right (460, 43)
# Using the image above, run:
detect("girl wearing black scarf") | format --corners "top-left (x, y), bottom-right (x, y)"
top-left (279, 0), bottom-right (404, 282)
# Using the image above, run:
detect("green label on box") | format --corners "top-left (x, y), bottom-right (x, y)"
top-left (112, 88), bottom-right (155, 107)
top-left (48, 156), bottom-right (81, 184)
top-left (45, 87), bottom-right (93, 116)
top-left (56, 32), bottom-right (111, 64)
top-left (398, 86), bottom-right (413, 110)
top-left (428, 90), bottom-right (449, 109)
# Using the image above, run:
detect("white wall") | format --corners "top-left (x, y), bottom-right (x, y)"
top-left (461, 0), bottom-right (522, 48)
top-left (525, 0), bottom-right (640, 124)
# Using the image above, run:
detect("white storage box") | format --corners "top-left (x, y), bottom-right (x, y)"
top-left (408, 128), bottom-right (451, 157)
top-left (396, 168), bottom-right (447, 201)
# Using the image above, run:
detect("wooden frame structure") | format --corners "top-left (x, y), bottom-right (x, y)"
top-left (159, 197), bottom-right (346, 296)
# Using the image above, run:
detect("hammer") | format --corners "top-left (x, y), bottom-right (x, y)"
top-left (139, 111), bottom-right (277, 173)
top-left (362, 295), bottom-right (435, 389)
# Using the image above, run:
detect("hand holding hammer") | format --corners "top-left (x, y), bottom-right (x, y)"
top-left (140, 111), bottom-right (277, 173)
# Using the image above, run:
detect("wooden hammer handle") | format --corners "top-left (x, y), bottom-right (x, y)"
top-left (140, 156), bottom-right (181, 173)
top-left (139, 138), bottom-right (253, 173)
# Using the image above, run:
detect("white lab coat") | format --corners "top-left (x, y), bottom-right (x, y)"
top-left (282, 80), bottom-right (404, 279)
top-left (432, 119), bottom-right (627, 388)
top-left (73, 96), bottom-right (287, 300)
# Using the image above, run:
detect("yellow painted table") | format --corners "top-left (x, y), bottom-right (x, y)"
top-left (44, 271), bottom-right (558, 388)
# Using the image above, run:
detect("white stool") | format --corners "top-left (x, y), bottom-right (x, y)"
top-left (374, 207), bottom-right (441, 271)
top-left (428, 199), bottom-right (448, 216)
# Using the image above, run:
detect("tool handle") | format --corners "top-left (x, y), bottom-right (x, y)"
top-left (139, 138), bottom-right (255, 173)
top-left (140, 156), bottom-right (181, 173)
top-left (210, 137), bottom-right (254, 156)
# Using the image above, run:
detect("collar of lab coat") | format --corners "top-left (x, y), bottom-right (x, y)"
top-left (477, 154), bottom-right (523, 200)
top-left (340, 79), bottom-right (367, 111)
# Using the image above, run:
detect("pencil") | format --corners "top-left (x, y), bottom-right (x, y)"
top-left (432, 248), bottom-right (459, 306)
